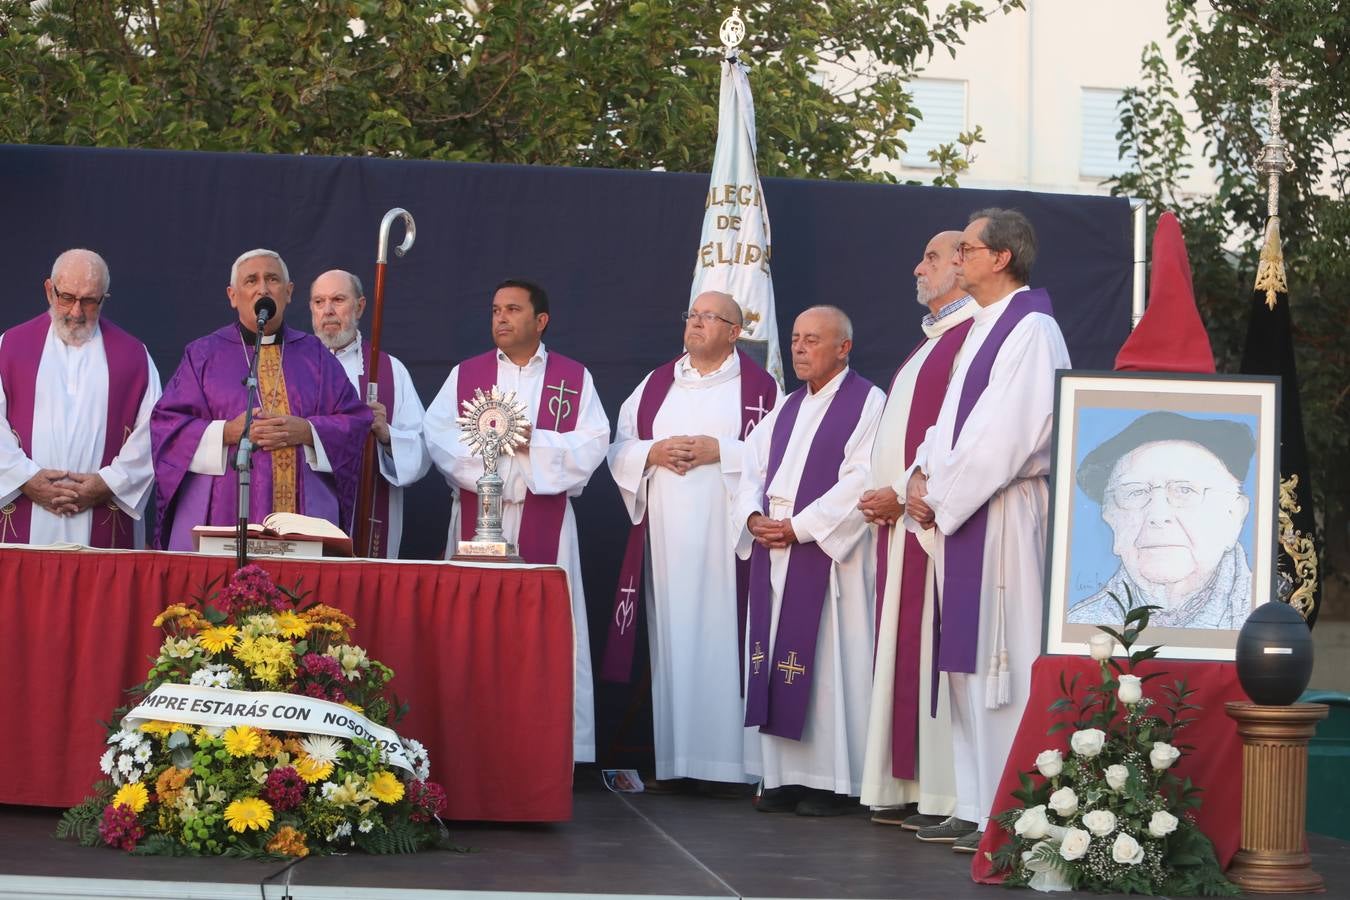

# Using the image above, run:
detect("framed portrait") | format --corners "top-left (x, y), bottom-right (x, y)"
top-left (1042, 371), bottom-right (1280, 661)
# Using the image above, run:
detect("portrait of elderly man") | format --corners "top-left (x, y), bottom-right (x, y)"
top-left (1067, 411), bottom-right (1256, 629)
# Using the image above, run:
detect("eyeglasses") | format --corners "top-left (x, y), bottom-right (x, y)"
top-left (1107, 481), bottom-right (1239, 510)
top-left (682, 311), bottom-right (737, 327)
top-left (956, 243), bottom-right (995, 260)
top-left (52, 288), bottom-right (108, 310)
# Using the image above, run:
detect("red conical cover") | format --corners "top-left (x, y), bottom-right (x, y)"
top-left (1114, 211), bottom-right (1216, 373)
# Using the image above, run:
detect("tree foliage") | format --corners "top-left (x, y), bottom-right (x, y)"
top-left (0, 0), bottom-right (1018, 182)
top-left (1109, 2), bottom-right (1350, 592)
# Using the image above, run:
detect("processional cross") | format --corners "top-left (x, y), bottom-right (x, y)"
top-left (1253, 63), bottom-right (1299, 310)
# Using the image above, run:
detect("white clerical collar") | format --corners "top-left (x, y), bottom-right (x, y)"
top-left (807, 365), bottom-right (850, 398)
top-left (496, 342), bottom-right (546, 369)
top-left (921, 295), bottom-right (976, 339)
top-left (677, 350), bottom-right (738, 381)
top-left (973, 284), bottom-right (1030, 324)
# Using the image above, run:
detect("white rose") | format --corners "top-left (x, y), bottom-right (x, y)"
top-left (1112, 832), bottom-right (1145, 865)
top-left (1048, 787), bottom-right (1079, 818)
top-left (1070, 728), bottom-right (1106, 758)
top-left (1088, 633), bottom-right (1116, 660)
top-left (1148, 810), bottom-right (1179, 837)
top-left (1105, 764), bottom-right (1130, 792)
top-left (1150, 741), bottom-right (1181, 771)
top-left (1022, 841), bottom-right (1074, 892)
top-left (1059, 827), bottom-right (1092, 861)
top-left (1082, 808), bottom-right (1118, 837)
top-left (1014, 804), bottom-right (1052, 840)
top-left (1035, 748), bottom-right (1064, 778)
top-left (1117, 673), bottom-right (1143, 705)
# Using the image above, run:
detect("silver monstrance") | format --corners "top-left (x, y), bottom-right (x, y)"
top-left (453, 386), bottom-right (530, 560)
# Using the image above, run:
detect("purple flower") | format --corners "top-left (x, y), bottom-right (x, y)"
top-left (218, 565), bottom-right (287, 615)
top-left (263, 766), bottom-right (305, 811)
top-left (99, 803), bottom-right (145, 851)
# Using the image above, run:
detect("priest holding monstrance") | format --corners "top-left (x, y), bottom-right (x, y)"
top-left (423, 279), bottom-right (610, 764)
top-left (151, 249), bottom-right (371, 550)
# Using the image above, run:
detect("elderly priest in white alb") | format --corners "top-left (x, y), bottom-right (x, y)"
top-left (733, 305), bottom-right (885, 816)
top-left (0, 249), bottom-right (161, 547)
top-left (423, 279), bottom-right (609, 764)
top-left (905, 208), bottom-right (1070, 853)
top-left (602, 291), bottom-right (781, 789)
top-left (858, 231), bottom-right (971, 828)
top-left (310, 269), bottom-right (430, 558)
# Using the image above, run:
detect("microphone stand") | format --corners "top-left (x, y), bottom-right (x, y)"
top-left (234, 311), bottom-right (269, 570)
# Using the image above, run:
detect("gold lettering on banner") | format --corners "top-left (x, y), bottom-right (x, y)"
top-left (751, 641), bottom-right (766, 676)
top-left (777, 650), bottom-right (806, 685)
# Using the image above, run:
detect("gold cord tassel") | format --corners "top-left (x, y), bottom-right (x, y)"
top-left (1254, 215), bottom-right (1288, 310)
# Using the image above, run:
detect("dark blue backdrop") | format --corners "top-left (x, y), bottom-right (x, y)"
top-left (0, 144), bottom-right (1132, 762)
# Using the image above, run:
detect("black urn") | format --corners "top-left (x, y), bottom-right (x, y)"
top-left (1235, 601), bottom-right (1314, 706)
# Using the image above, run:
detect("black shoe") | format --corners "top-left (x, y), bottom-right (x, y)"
top-left (915, 816), bottom-right (978, 843)
top-left (795, 790), bottom-right (856, 817)
top-left (870, 806), bottom-right (911, 825)
top-left (952, 829), bottom-right (983, 854)
top-left (755, 785), bottom-right (806, 813)
top-left (901, 812), bottom-right (949, 832)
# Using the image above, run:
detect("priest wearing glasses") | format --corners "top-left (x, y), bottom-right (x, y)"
top-left (151, 249), bottom-right (371, 550)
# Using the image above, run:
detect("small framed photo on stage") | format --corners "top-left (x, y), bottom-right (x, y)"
top-left (1042, 371), bottom-right (1280, 661)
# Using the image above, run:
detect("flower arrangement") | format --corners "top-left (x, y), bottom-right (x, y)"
top-left (991, 591), bottom-right (1237, 895)
top-left (59, 566), bottom-right (451, 858)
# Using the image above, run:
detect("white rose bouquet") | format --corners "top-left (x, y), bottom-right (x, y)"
top-left (991, 589), bottom-right (1237, 895)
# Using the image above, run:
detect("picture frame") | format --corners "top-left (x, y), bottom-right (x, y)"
top-left (1042, 371), bottom-right (1281, 661)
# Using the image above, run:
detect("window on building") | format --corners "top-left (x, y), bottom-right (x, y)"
top-left (903, 79), bottom-right (967, 169)
top-left (1080, 88), bottom-right (1136, 178)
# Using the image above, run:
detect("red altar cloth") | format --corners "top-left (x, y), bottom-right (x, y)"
top-left (973, 655), bottom-right (1249, 882)
top-left (0, 547), bottom-right (575, 821)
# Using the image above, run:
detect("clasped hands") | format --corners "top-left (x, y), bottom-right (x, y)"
top-left (21, 469), bottom-right (111, 516)
top-left (646, 435), bottom-right (719, 476)
top-left (747, 512), bottom-right (797, 549)
top-left (855, 472), bottom-right (935, 529)
top-left (224, 408), bottom-right (314, 452)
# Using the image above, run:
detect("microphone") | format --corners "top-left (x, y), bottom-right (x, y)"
top-left (254, 296), bottom-right (278, 327)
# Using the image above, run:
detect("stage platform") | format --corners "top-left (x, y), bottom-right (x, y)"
top-left (1, 773), bottom-right (1345, 899)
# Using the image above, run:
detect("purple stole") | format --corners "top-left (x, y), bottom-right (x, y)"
top-left (598, 348), bottom-right (778, 684)
top-left (0, 315), bottom-right (147, 548)
top-left (455, 349), bottom-right (586, 564)
top-left (938, 288), bottom-right (1055, 676)
top-left (357, 342), bottom-right (396, 559)
top-left (744, 370), bottom-right (874, 741)
top-left (874, 319), bottom-right (973, 780)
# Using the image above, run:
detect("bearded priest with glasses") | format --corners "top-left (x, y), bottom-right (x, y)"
top-left (0, 249), bottom-right (162, 548)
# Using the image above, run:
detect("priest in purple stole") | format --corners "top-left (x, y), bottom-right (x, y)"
top-left (858, 231), bottom-right (971, 827)
top-left (904, 209), bottom-right (1071, 852)
top-left (732, 306), bottom-right (885, 816)
top-left (423, 279), bottom-right (610, 764)
top-left (603, 291), bottom-right (782, 788)
top-left (151, 250), bottom-right (371, 551)
top-left (310, 269), bottom-right (430, 559)
top-left (0, 249), bottom-right (161, 548)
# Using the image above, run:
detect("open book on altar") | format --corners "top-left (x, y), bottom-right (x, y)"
top-left (192, 513), bottom-right (353, 558)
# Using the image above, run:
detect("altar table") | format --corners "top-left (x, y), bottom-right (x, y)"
top-left (0, 547), bottom-right (575, 821)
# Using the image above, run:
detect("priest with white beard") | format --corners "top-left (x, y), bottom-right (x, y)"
top-left (423, 279), bottom-right (609, 763)
top-left (733, 305), bottom-right (885, 816)
top-left (858, 231), bottom-right (971, 829)
top-left (905, 208), bottom-right (1071, 853)
top-left (0, 249), bottom-right (161, 548)
top-left (602, 291), bottom-right (781, 789)
top-left (310, 269), bottom-right (430, 558)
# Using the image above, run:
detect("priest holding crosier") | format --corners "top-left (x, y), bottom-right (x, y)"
top-left (603, 290), bottom-right (781, 791)
top-left (423, 278), bottom-right (609, 764)
top-left (904, 209), bottom-right (1071, 853)
top-left (0, 249), bottom-right (161, 548)
top-left (151, 249), bottom-right (372, 550)
top-left (733, 305), bottom-right (885, 816)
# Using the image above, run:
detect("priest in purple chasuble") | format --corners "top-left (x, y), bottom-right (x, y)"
top-left (603, 291), bottom-right (782, 787)
top-left (904, 209), bottom-right (1071, 850)
top-left (423, 279), bottom-right (610, 764)
top-left (311, 269), bottom-right (430, 559)
top-left (151, 250), bottom-right (372, 551)
top-left (731, 306), bottom-right (886, 815)
top-left (858, 231), bottom-right (972, 824)
top-left (0, 249), bottom-right (161, 548)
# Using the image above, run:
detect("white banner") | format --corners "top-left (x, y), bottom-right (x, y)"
top-left (690, 55), bottom-right (783, 385)
top-left (124, 683), bottom-right (414, 775)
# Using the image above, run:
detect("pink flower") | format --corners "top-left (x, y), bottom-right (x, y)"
top-left (98, 803), bottom-right (145, 851)
top-left (218, 565), bottom-right (287, 615)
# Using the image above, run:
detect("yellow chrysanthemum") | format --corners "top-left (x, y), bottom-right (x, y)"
top-left (273, 610), bottom-right (310, 639)
top-left (266, 825), bottom-right (309, 857)
top-left (235, 635), bottom-right (296, 686)
top-left (255, 731), bottom-right (283, 758)
top-left (223, 797), bottom-right (274, 832)
top-left (222, 726), bottom-right (262, 757)
top-left (342, 701), bottom-right (365, 714)
top-left (112, 781), bottom-right (150, 813)
top-left (198, 625), bottom-right (239, 654)
top-left (294, 754), bottom-right (335, 783)
top-left (140, 720), bottom-right (195, 737)
top-left (368, 771), bottom-right (405, 804)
